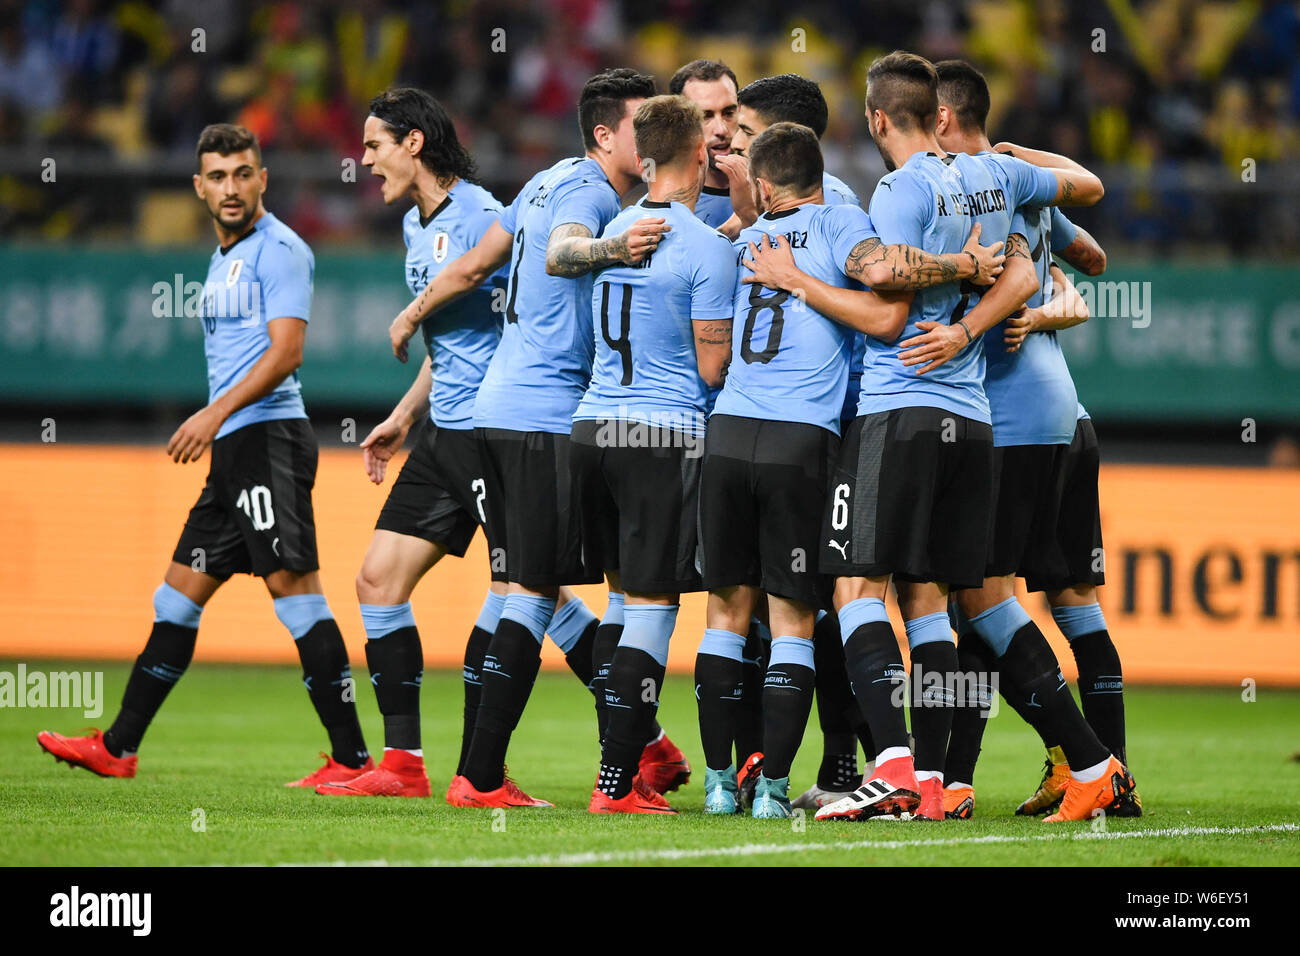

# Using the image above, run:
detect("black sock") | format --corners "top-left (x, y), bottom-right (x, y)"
top-left (734, 621), bottom-right (766, 767)
top-left (104, 621), bottom-right (197, 757)
top-left (564, 619), bottom-right (599, 690)
top-left (647, 718), bottom-right (663, 746)
top-left (591, 621), bottom-right (623, 745)
top-left (457, 624), bottom-right (493, 776)
top-left (761, 659), bottom-right (815, 780)
top-left (1069, 630), bottom-right (1127, 765)
top-left (296, 619), bottom-right (369, 768)
top-left (363, 625), bottom-right (423, 753)
top-left (694, 651), bottom-right (741, 770)
top-left (842, 621), bottom-right (909, 753)
top-left (909, 640), bottom-right (958, 777)
top-left (813, 612), bottom-right (861, 782)
top-left (943, 630), bottom-right (996, 785)
top-left (598, 647), bottom-right (665, 799)
top-left (464, 620), bottom-right (542, 792)
top-left (998, 623), bottom-right (1108, 771)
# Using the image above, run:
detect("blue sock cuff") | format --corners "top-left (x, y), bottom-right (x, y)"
top-left (970, 596), bottom-right (1032, 657)
top-left (699, 627), bottom-right (746, 660)
top-left (903, 611), bottom-right (952, 649)
top-left (273, 594), bottom-right (333, 641)
top-left (1052, 603), bottom-right (1107, 641)
top-left (153, 583), bottom-right (203, 629)
top-left (768, 635), bottom-right (815, 670)
top-left (475, 591), bottom-right (507, 633)
top-left (501, 594), bottom-right (556, 644)
top-left (837, 598), bottom-right (889, 644)
top-left (619, 604), bottom-right (678, 667)
top-left (549, 596), bottom-right (598, 653)
top-left (602, 592), bottom-right (626, 628)
top-left (359, 602), bottom-right (416, 640)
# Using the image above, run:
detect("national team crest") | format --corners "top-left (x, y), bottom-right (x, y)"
top-left (225, 258), bottom-right (244, 287)
top-left (433, 232), bottom-right (449, 263)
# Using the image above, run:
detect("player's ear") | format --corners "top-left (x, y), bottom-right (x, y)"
top-left (407, 128), bottom-right (424, 160)
top-left (935, 105), bottom-right (950, 135)
top-left (192, 172), bottom-right (204, 200)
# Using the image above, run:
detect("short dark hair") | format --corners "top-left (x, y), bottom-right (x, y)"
top-left (633, 95), bottom-right (703, 169)
top-left (935, 60), bottom-right (990, 133)
top-left (196, 123), bottom-right (261, 169)
top-left (578, 68), bottom-right (658, 151)
top-left (668, 59), bottom-right (738, 96)
top-left (736, 74), bottom-right (829, 138)
top-left (748, 121), bottom-right (823, 196)
top-left (367, 87), bottom-right (477, 182)
top-left (866, 51), bottom-right (939, 133)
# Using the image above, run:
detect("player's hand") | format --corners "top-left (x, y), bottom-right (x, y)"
top-left (1003, 308), bottom-right (1036, 352)
top-left (898, 320), bottom-right (971, 374)
top-left (166, 405), bottom-right (224, 464)
top-left (389, 312), bottom-right (419, 363)
top-left (617, 217), bottom-right (670, 265)
top-left (962, 223), bottom-right (1004, 286)
top-left (716, 154), bottom-right (757, 227)
top-left (741, 235), bottom-right (803, 292)
top-left (360, 416), bottom-right (410, 485)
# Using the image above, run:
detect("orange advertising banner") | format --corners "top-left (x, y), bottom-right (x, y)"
top-left (1, 444), bottom-right (1297, 685)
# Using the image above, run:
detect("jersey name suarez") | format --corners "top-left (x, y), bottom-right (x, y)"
top-left (575, 199), bottom-right (735, 435)
top-left (983, 204), bottom-right (1078, 446)
top-left (404, 179), bottom-right (506, 430)
top-left (201, 211), bottom-right (312, 439)
top-left (473, 156), bottom-right (623, 433)
top-left (717, 202), bottom-right (866, 434)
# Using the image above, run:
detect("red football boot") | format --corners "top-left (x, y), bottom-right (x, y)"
top-left (589, 773), bottom-right (678, 814)
top-left (316, 749), bottom-right (431, 797)
top-left (915, 777), bottom-right (944, 820)
top-left (814, 755), bottom-right (920, 821)
top-left (638, 730), bottom-right (692, 794)
top-left (37, 729), bottom-right (137, 778)
top-left (446, 766), bottom-right (554, 808)
top-left (737, 751), bottom-right (764, 808)
top-left (285, 752), bottom-right (373, 789)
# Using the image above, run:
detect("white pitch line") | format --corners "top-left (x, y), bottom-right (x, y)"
top-left (268, 822), bottom-right (1300, 868)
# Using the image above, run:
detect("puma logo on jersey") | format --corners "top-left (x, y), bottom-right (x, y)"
top-left (828, 539), bottom-right (849, 559)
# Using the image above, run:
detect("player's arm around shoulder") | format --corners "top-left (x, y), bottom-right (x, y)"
top-left (389, 219), bottom-right (514, 362)
top-left (1050, 208), bottom-right (1107, 276)
top-left (545, 216), bottom-right (669, 277)
top-left (994, 142), bottom-right (1104, 207)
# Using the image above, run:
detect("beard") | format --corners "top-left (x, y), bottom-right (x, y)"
top-left (871, 127), bottom-right (896, 173)
top-left (211, 199), bottom-right (256, 234)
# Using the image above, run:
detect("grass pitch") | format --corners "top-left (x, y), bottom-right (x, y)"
top-left (3, 660), bottom-right (1298, 866)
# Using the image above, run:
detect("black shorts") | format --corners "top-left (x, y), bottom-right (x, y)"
top-left (570, 419), bottom-right (703, 594)
top-left (476, 427), bottom-right (602, 589)
top-left (699, 415), bottom-right (837, 607)
top-left (1026, 417), bottom-right (1105, 592)
top-left (375, 420), bottom-right (504, 578)
top-left (985, 443), bottom-right (1069, 582)
top-left (820, 406), bottom-right (993, 590)
top-left (172, 418), bottom-right (319, 579)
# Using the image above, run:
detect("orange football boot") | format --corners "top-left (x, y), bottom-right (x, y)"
top-left (37, 729), bottom-right (137, 778)
top-left (639, 731), bottom-right (692, 794)
top-left (1044, 757), bottom-right (1135, 822)
top-left (286, 752), bottom-right (373, 789)
top-left (943, 785), bottom-right (975, 820)
top-left (589, 773), bottom-right (677, 814)
top-left (316, 749), bottom-right (431, 797)
top-left (1016, 746), bottom-right (1070, 815)
top-left (446, 767), bottom-right (554, 808)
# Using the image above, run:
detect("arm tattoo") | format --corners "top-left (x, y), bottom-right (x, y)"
top-left (1005, 233), bottom-right (1031, 262)
top-left (844, 236), bottom-right (960, 290)
top-left (1062, 225), bottom-right (1105, 275)
top-left (546, 223), bottom-right (627, 277)
top-left (1060, 178), bottom-right (1075, 204)
top-left (695, 320), bottom-right (733, 347)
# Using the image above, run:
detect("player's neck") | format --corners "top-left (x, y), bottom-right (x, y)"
top-left (764, 190), bottom-right (819, 216)
top-left (889, 130), bottom-right (945, 168)
top-left (703, 164), bottom-right (729, 191)
top-left (647, 169), bottom-right (702, 211)
top-left (588, 149), bottom-right (637, 197)
top-left (411, 171), bottom-right (457, 219)
top-left (948, 129), bottom-right (993, 155)
top-left (213, 205), bottom-right (265, 249)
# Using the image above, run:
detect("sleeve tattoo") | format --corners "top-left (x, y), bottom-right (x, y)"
top-left (844, 236), bottom-right (961, 289)
top-left (546, 222), bottom-right (629, 277)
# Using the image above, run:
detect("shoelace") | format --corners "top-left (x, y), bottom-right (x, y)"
top-left (501, 766), bottom-right (530, 800)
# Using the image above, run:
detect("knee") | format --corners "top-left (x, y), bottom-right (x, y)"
top-left (355, 563), bottom-right (404, 606)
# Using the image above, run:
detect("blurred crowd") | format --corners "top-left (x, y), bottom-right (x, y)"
top-left (1, 0), bottom-right (1297, 251)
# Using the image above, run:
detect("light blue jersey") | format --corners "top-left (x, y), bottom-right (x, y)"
top-left (983, 205), bottom-right (1078, 446)
top-left (575, 199), bottom-right (735, 434)
top-left (201, 212), bottom-right (312, 439)
top-left (822, 170), bottom-right (861, 207)
top-left (1046, 208), bottom-right (1092, 425)
top-left (717, 203), bottom-right (864, 434)
top-left (404, 179), bottom-right (506, 430)
top-left (816, 171), bottom-right (868, 425)
top-left (474, 157), bottom-right (623, 433)
top-left (859, 152), bottom-right (983, 422)
top-left (695, 186), bottom-right (734, 229)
